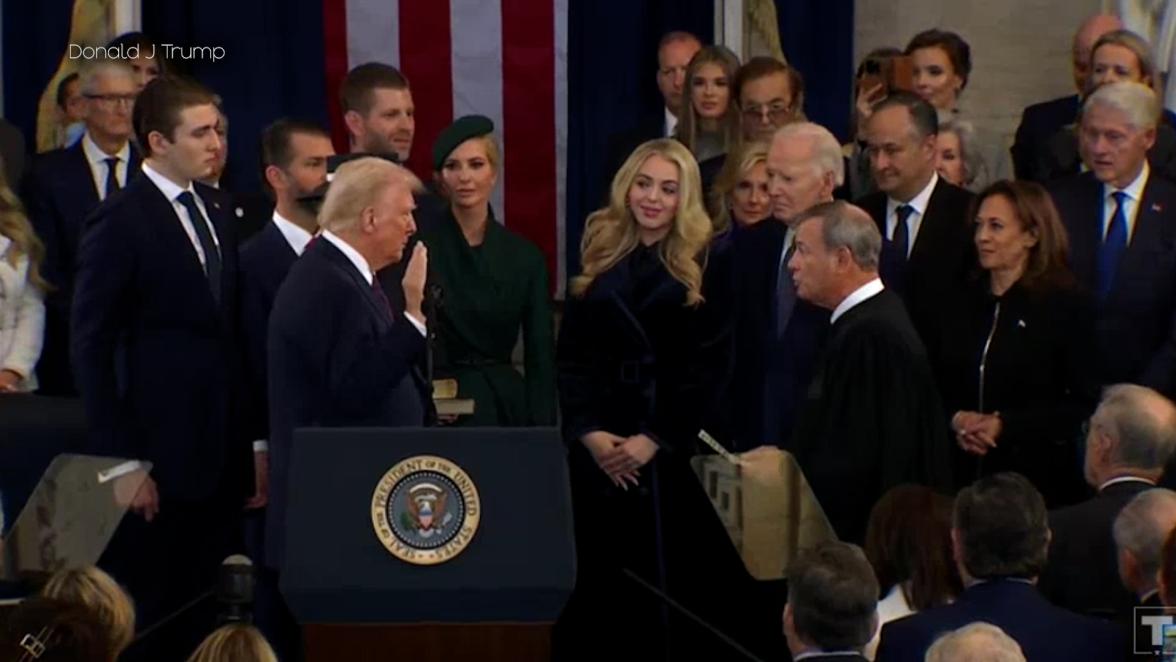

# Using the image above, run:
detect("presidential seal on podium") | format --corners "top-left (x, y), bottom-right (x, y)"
top-left (371, 455), bottom-right (481, 565)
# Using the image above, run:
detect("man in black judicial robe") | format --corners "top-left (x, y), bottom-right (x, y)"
top-left (787, 201), bottom-right (950, 543)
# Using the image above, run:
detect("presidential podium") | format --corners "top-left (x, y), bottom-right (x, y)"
top-left (280, 427), bottom-right (576, 662)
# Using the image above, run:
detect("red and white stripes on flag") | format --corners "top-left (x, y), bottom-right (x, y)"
top-left (323, 0), bottom-right (569, 294)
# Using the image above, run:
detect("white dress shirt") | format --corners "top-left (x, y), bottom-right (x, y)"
top-left (885, 172), bottom-right (939, 258)
top-left (777, 225), bottom-right (798, 274)
top-left (664, 106), bottom-right (678, 137)
top-left (831, 278), bottom-right (885, 325)
top-left (863, 583), bottom-right (916, 660)
top-left (320, 230), bottom-right (426, 337)
top-left (1098, 476), bottom-right (1156, 491)
top-left (1102, 161), bottom-right (1150, 244)
top-left (272, 211), bottom-right (314, 256)
top-left (140, 162), bottom-right (220, 268)
top-left (82, 133), bottom-right (130, 201)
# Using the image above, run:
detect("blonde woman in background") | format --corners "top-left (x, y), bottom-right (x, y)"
top-left (0, 164), bottom-right (47, 393)
top-left (556, 138), bottom-right (765, 659)
top-left (709, 141), bottom-right (771, 233)
top-left (187, 624), bottom-right (278, 662)
top-left (42, 566), bottom-right (135, 659)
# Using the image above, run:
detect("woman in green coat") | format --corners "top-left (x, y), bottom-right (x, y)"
top-left (421, 115), bottom-right (556, 426)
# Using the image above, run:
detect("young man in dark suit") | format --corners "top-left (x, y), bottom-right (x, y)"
top-left (855, 92), bottom-right (973, 348)
top-left (787, 201), bottom-right (949, 543)
top-left (876, 473), bottom-right (1123, 662)
top-left (266, 157), bottom-right (432, 572)
top-left (1041, 384), bottom-right (1176, 620)
top-left (24, 60), bottom-right (142, 395)
top-left (1011, 13), bottom-right (1121, 181)
top-left (1048, 82), bottom-right (1176, 399)
top-left (71, 75), bottom-right (250, 657)
top-left (730, 122), bottom-right (836, 450)
top-left (784, 542), bottom-right (879, 662)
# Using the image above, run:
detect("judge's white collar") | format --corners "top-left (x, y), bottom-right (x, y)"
top-left (831, 277), bottom-right (884, 324)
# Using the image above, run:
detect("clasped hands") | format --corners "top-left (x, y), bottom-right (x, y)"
top-left (582, 431), bottom-right (659, 490)
top-left (952, 411), bottom-right (1003, 456)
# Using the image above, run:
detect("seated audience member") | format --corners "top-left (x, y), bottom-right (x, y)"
top-left (846, 47), bottom-right (903, 200)
top-left (934, 180), bottom-right (1096, 504)
top-left (186, 624), bottom-right (278, 662)
top-left (41, 566), bottom-right (135, 659)
top-left (1041, 384), bottom-right (1176, 619)
top-left (924, 622), bottom-right (1027, 662)
top-left (105, 32), bottom-right (165, 91)
top-left (604, 31), bottom-right (702, 183)
top-left (862, 485), bottom-right (960, 660)
top-left (23, 59), bottom-right (141, 396)
top-left (1047, 82), bottom-right (1176, 399)
top-left (676, 45), bottom-right (742, 193)
top-left (904, 29), bottom-right (1010, 188)
top-left (1013, 13), bottom-right (1122, 181)
top-left (736, 56), bottom-right (803, 143)
top-left (55, 72), bottom-right (86, 149)
top-left (876, 473), bottom-right (1123, 662)
top-left (1038, 29), bottom-right (1176, 183)
top-left (1113, 489), bottom-right (1176, 609)
top-left (784, 541), bottom-right (879, 662)
top-left (1159, 526), bottom-right (1176, 605)
top-left (420, 115), bottom-right (555, 426)
top-left (710, 141), bottom-right (771, 232)
top-left (0, 166), bottom-right (46, 393)
top-left (935, 119), bottom-right (985, 190)
top-left (0, 597), bottom-right (115, 662)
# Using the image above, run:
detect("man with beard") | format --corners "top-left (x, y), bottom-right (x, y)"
top-left (238, 118), bottom-right (335, 662)
top-left (340, 63), bottom-right (442, 311)
top-left (730, 122), bottom-right (837, 450)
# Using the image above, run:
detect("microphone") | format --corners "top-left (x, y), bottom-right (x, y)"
top-left (215, 554), bottom-right (255, 625)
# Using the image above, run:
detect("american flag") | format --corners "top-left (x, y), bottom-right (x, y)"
top-left (323, 0), bottom-right (569, 294)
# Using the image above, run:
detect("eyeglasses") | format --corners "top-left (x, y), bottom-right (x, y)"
top-left (742, 104), bottom-right (795, 123)
top-left (85, 93), bottom-right (136, 107)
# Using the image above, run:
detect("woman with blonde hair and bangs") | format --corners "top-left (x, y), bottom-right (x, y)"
top-left (0, 163), bottom-right (47, 393)
top-left (555, 138), bottom-right (765, 659)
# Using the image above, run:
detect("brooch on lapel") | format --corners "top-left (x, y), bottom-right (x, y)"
top-left (1017, 319), bottom-right (1026, 329)
top-left (1152, 203), bottom-right (1163, 213)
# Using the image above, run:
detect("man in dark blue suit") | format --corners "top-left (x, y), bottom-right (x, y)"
top-left (783, 542), bottom-right (879, 662)
top-left (730, 122), bottom-right (835, 450)
top-left (1048, 82), bottom-right (1176, 399)
top-left (71, 75), bottom-right (249, 657)
top-left (267, 157), bottom-right (432, 572)
top-left (24, 60), bottom-right (141, 395)
top-left (876, 473), bottom-right (1123, 661)
top-left (1011, 13), bottom-right (1121, 181)
top-left (239, 119), bottom-right (335, 497)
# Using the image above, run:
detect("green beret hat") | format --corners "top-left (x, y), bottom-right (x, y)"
top-left (432, 115), bottom-right (495, 171)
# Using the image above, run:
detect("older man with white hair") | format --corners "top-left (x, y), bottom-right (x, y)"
top-left (1115, 488), bottom-right (1176, 607)
top-left (1049, 81), bottom-right (1176, 400)
top-left (266, 157), bottom-right (431, 571)
top-left (924, 622), bottom-right (1026, 662)
top-left (24, 59), bottom-right (143, 396)
top-left (730, 122), bottom-right (841, 450)
top-left (785, 200), bottom-right (950, 543)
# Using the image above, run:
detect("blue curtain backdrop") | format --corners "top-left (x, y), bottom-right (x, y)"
top-left (3, 0), bottom-right (852, 284)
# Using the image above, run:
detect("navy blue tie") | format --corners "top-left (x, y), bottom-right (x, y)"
top-left (1097, 191), bottom-right (1129, 300)
top-left (892, 204), bottom-right (914, 263)
top-left (103, 157), bottom-right (121, 198)
top-left (776, 239), bottom-right (797, 337)
top-left (176, 191), bottom-right (222, 304)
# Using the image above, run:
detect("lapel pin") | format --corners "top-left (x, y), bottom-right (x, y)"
top-left (1152, 203), bottom-right (1163, 213)
top-left (235, 207), bottom-right (244, 218)
top-left (1017, 319), bottom-right (1026, 328)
